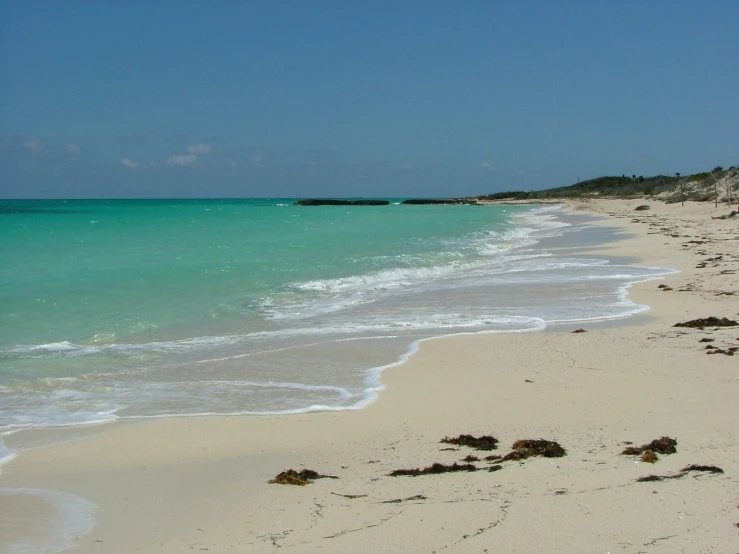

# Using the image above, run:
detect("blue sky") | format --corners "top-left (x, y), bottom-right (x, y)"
top-left (1, 2), bottom-right (737, 198)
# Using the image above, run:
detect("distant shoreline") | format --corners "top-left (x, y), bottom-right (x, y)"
top-left (294, 198), bottom-right (479, 206)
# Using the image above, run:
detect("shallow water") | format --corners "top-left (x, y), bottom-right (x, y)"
top-left (0, 200), bottom-right (675, 431)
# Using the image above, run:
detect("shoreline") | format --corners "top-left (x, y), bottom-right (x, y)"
top-left (0, 203), bottom-right (660, 433)
top-left (2, 199), bottom-right (738, 553)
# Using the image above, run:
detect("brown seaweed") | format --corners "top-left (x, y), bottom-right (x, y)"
top-left (637, 474), bottom-right (675, 482)
top-left (674, 317), bottom-right (738, 329)
top-left (641, 450), bottom-right (659, 463)
top-left (681, 464), bottom-right (723, 474)
top-left (512, 439), bottom-right (566, 457)
top-left (498, 439), bottom-right (566, 462)
top-left (636, 464), bottom-right (724, 483)
top-left (621, 436), bottom-right (677, 456)
top-left (269, 469), bottom-right (338, 486)
top-left (440, 434), bottom-right (499, 451)
top-left (389, 462), bottom-right (478, 477)
top-left (381, 494), bottom-right (427, 503)
top-left (706, 347), bottom-right (737, 356)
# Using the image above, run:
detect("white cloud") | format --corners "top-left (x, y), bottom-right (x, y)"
top-left (187, 143), bottom-right (211, 155)
top-left (22, 139), bottom-right (44, 152)
top-left (66, 144), bottom-right (81, 155)
top-left (481, 161), bottom-right (495, 172)
top-left (120, 157), bottom-right (139, 168)
top-left (250, 149), bottom-right (264, 163)
top-left (167, 154), bottom-right (197, 166)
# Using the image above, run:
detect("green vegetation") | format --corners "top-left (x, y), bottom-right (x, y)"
top-left (478, 175), bottom-right (679, 200)
top-left (478, 164), bottom-right (738, 203)
top-left (688, 172), bottom-right (711, 181)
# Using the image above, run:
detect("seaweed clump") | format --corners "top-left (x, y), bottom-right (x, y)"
top-left (500, 439), bottom-right (566, 461)
top-left (637, 474), bottom-right (670, 483)
top-left (381, 494), bottom-right (427, 504)
top-left (269, 469), bottom-right (337, 486)
top-left (681, 464), bottom-right (724, 474)
top-left (389, 462), bottom-right (478, 477)
top-left (636, 464), bottom-right (724, 482)
top-left (622, 437), bottom-right (677, 456)
top-left (641, 450), bottom-right (659, 463)
top-left (674, 317), bottom-right (738, 329)
top-left (440, 434), bottom-right (499, 451)
top-left (706, 346), bottom-right (737, 356)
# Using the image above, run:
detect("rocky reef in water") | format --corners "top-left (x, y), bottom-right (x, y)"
top-left (294, 198), bottom-right (480, 206)
top-left (400, 198), bottom-right (479, 205)
top-left (294, 199), bottom-right (390, 206)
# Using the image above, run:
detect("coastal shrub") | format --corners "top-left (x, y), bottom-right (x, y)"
top-left (440, 434), bottom-right (499, 451)
top-left (688, 172), bottom-right (711, 182)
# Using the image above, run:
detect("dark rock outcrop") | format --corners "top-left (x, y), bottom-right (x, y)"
top-left (401, 198), bottom-right (479, 205)
top-left (294, 199), bottom-right (390, 206)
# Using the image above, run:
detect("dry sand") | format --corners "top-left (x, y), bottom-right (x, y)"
top-left (1, 199), bottom-right (738, 553)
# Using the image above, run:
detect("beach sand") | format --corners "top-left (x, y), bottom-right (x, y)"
top-left (2, 199), bottom-right (738, 553)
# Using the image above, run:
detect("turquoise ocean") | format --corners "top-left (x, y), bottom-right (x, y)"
top-left (0, 199), bottom-right (674, 444)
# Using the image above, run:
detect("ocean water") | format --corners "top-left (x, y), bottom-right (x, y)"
top-left (0, 199), bottom-right (675, 434)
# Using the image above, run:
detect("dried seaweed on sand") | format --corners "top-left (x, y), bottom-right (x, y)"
top-left (389, 462), bottom-right (478, 477)
top-left (440, 434), bottom-right (499, 451)
top-left (269, 469), bottom-right (338, 486)
top-left (499, 439), bottom-right (566, 462)
top-left (621, 437), bottom-right (677, 456)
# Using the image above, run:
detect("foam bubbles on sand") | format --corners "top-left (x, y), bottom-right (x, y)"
top-left (0, 488), bottom-right (96, 554)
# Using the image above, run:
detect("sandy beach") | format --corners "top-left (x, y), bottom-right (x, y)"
top-left (2, 198), bottom-right (738, 553)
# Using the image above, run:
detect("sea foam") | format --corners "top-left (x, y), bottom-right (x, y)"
top-left (0, 202), bottom-right (676, 431)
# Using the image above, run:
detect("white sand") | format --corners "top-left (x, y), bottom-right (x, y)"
top-left (2, 199), bottom-right (738, 553)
